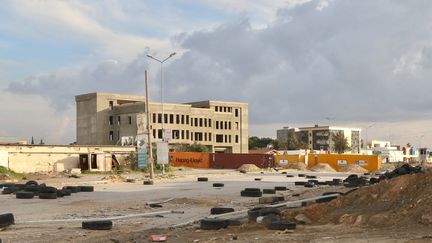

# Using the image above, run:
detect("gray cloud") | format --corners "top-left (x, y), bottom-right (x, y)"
top-left (6, 0), bottom-right (432, 144)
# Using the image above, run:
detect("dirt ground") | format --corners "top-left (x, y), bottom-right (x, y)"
top-left (1, 169), bottom-right (431, 242)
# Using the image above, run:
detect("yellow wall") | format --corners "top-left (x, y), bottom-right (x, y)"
top-left (275, 154), bottom-right (306, 167)
top-left (307, 154), bottom-right (381, 172)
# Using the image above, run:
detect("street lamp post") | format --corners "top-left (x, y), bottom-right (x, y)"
top-left (146, 52), bottom-right (176, 174)
top-left (365, 123), bottom-right (375, 149)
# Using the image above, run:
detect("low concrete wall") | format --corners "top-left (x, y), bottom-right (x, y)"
top-left (0, 145), bottom-right (135, 173)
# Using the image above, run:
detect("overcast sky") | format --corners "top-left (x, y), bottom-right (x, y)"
top-left (1, 0), bottom-right (432, 147)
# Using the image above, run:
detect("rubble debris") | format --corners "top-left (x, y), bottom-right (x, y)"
top-left (149, 235), bottom-right (168, 242)
top-left (310, 163), bottom-right (336, 172)
top-left (237, 164), bottom-right (261, 173)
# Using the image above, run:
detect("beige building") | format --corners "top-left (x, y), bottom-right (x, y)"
top-left (75, 92), bottom-right (248, 153)
top-left (277, 125), bottom-right (361, 153)
top-left (0, 145), bottom-right (135, 173)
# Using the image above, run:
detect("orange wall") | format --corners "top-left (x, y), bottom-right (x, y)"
top-left (169, 152), bottom-right (210, 168)
top-left (307, 154), bottom-right (381, 172)
top-left (274, 154), bottom-right (305, 167)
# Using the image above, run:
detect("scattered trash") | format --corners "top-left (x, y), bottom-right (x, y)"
top-left (149, 234), bottom-right (168, 242)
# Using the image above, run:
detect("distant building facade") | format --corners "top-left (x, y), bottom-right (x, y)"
top-left (277, 125), bottom-right (361, 153)
top-left (75, 92), bottom-right (248, 153)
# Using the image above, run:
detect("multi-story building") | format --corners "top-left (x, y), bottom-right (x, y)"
top-left (75, 92), bottom-right (248, 153)
top-left (277, 125), bottom-right (361, 153)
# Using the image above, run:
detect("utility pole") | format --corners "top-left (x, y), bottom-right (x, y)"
top-left (145, 70), bottom-right (154, 179)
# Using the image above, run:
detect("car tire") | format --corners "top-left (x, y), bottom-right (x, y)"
top-left (240, 190), bottom-right (262, 197)
top-left (79, 186), bottom-right (94, 192)
top-left (25, 180), bottom-right (38, 186)
top-left (16, 191), bottom-right (34, 199)
top-left (200, 219), bottom-right (229, 230)
top-left (274, 186), bottom-right (287, 191)
top-left (82, 220), bottom-right (112, 230)
top-left (262, 189), bottom-right (276, 194)
top-left (197, 177), bottom-right (208, 182)
top-left (212, 183), bottom-right (224, 188)
top-left (267, 220), bottom-right (296, 230)
top-left (294, 182), bottom-right (306, 186)
top-left (63, 186), bottom-right (79, 193)
top-left (0, 213), bottom-right (14, 228)
top-left (210, 207), bottom-right (234, 215)
top-left (39, 192), bottom-right (57, 199)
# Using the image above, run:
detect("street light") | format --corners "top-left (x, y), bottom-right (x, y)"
top-left (146, 52), bottom-right (176, 141)
top-left (365, 123), bottom-right (375, 149)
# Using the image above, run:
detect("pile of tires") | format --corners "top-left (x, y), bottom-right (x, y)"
top-left (1, 181), bottom-right (94, 200)
top-left (343, 175), bottom-right (368, 187)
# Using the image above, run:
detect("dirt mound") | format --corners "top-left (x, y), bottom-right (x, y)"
top-left (101, 174), bottom-right (124, 182)
top-left (294, 170), bottom-right (432, 227)
top-left (0, 174), bottom-right (11, 180)
top-left (310, 163), bottom-right (336, 172)
top-left (338, 164), bottom-right (368, 173)
top-left (285, 162), bottom-right (309, 171)
top-left (237, 164), bottom-right (261, 173)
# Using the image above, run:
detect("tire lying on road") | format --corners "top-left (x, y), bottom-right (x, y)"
top-left (2, 187), bottom-right (20, 194)
top-left (294, 182), bottom-right (306, 186)
top-left (306, 175), bottom-right (317, 179)
top-left (267, 220), bottom-right (296, 230)
top-left (210, 207), bottom-right (234, 215)
top-left (248, 207), bottom-right (280, 222)
top-left (63, 186), bottom-right (79, 193)
top-left (143, 180), bottom-right (154, 185)
top-left (62, 189), bottom-right (72, 196)
top-left (39, 192), bottom-right (57, 199)
top-left (0, 213), bottom-right (14, 228)
top-left (274, 186), bottom-right (287, 191)
top-left (286, 175), bottom-right (294, 178)
top-left (200, 218), bottom-right (230, 230)
top-left (25, 180), bottom-right (38, 186)
top-left (79, 186), bottom-right (94, 192)
top-left (244, 188), bottom-right (261, 192)
top-left (262, 189), bottom-right (276, 194)
top-left (82, 220), bottom-right (113, 230)
top-left (212, 183), bottom-right (224, 188)
top-left (40, 186), bottom-right (57, 193)
top-left (298, 174), bottom-right (305, 177)
top-left (254, 178), bottom-right (262, 181)
top-left (241, 190), bottom-right (262, 197)
top-left (197, 177), bottom-right (208, 182)
top-left (16, 191), bottom-right (34, 199)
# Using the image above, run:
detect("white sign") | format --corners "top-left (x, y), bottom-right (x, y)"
top-left (279, 159), bottom-right (288, 165)
top-left (355, 160), bottom-right (367, 166)
top-left (163, 129), bottom-right (172, 141)
top-left (337, 160), bottom-right (347, 166)
top-left (157, 142), bottom-right (169, 165)
top-left (136, 113), bottom-right (147, 134)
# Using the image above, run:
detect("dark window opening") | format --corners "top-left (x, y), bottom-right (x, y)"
top-left (153, 113), bottom-right (156, 123)
top-left (181, 115), bottom-right (185, 124)
top-left (235, 109), bottom-right (239, 117)
top-left (129, 116), bottom-right (132, 125)
top-left (153, 129), bottom-right (156, 139)
top-left (109, 101), bottom-right (114, 110)
top-left (204, 119), bottom-right (207, 127)
top-left (164, 114), bottom-right (168, 124)
top-left (109, 116), bottom-right (113, 125)
top-left (229, 135), bottom-right (231, 143)
top-left (194, 118), bottom-right (198, 127)
top-left (186, 130), bottom-right (189, 139)
top-left (194, 132), bottom-right (203, 141)
top-left (176, 115), bottom-right (180, 124)
top-left (181, 130), bottom-right (184, 139)
top-left (216, 134), bottom-right (224, 143)
top-left (91, 154), bottom-right (97, 169)
top-left (186, 115), bottom-right (189, 124)
top-left (199, 118), bottom-right (203, 127)
top-left (158, 114), bottom-right (162, 123)
top-left (209, 133), bottom-right (212, 141)
top-left (235, 135), bottom-right (239, 143)
top-left (216, 121), bottom-right (219, 129)
top-left (229, 122), bottom-right (231, 130)
top-left (173, 130), bottom-right (180, 139)
top-left (158, 129), bottom-right (163, 139)
top-left (204, 133), bottom-right (207, 141)
top-left (117, 116), bottom-right (121, 125)
top-left (209, 119), bottom-right (212, 127)
top-left (170, 114), bottom-right (174, 124)
top-left (109, 131), bottom-right (114, 141)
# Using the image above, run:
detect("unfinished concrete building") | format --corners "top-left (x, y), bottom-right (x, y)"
top-left (75, 92), bottom-right (248, 153)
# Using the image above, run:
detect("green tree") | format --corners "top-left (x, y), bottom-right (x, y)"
top-left (278, 136), bottom-right (308, 150)
top-left (248, 136), bottom-right (279, 150)
top-left (173, 143), bottom-right (209, 152)
top-left (332, 131), bottom-right (350, 154)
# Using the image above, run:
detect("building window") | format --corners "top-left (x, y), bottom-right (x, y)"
top-left (216, 134), bottom-right (224, 143)
top-left (153, 129), bottom-right (156, 139)
top-left (195, 132), bottom-right (203, 141)
top-left (128, 116), bottom-right (132, 125)
top-left (181, 115), bottom-right (185, 124)
top-left (195, 118), bottom-right (198, 127)
top-left (158, 129), bottom-right (163, 139)
top-left (186, 115), bottom-right (189, 124)
top-left (204, 119), bottom-right (207, 127)
top-left (225, 135), bottom-right (227, 142)
top-left (224, 107), bottom-right (227, 112)
top-left (216, 121), bottom-right (219, 129)
top-left (117, 131), bottom-right (120, 140)
top-left (109, 116), bottom-right (113, 125)
top-left (191, 132), bottom-right (194, 141)
top-left (173, 130), bottom-right (180, 139)
top-left (235, 109), bottom-right (239, 117)
top-left (204, 133), bottom-right (207, 141)
top-left (224, 121), bottom-right (228, 129)
top-left (215, 106), bottom-right (218, 112)
top-left (199, 118), bottom-right (203, 127)
top-left (235, 135), bottom-right (239, 143)
top-left (229, 135), bottom-right (231, 143)
top-left (153, 114), bottom-right (156, 123)
top-left (186, 130), bottom-right (189, 139)
top-left (109, 101), bottom-right (114, 110)
top-left (164, 114), bottom-right (168, 124)
top-left (220, 122), bottom-right (224, 130)
top-left (235, 122), bottom-right (239, 130)
top-left (191, 118), bottom-right (194, 126)
top-left (176, 114), bottom-right (180, 124)
top-left (209, 119), bottom-right (212, 127)
top-left (109, 131), bottom-right (114, 141)
top-left (170, 114), bottom-right (174, 124)
top-left (229, 122), bottom-right (232, 130)
top-left (181, 130), bottom-right (184, 139)
top-left (158, 114), bottom-right (162, 123)
top-left (117, 116), bottom-right (121, 125)
top-left (209, 133), bottom-right (212, 141)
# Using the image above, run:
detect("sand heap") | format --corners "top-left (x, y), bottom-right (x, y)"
top-left (237, 164), bottom-right (261, 173)
top-left (338, 164), bottom-right (368, 173)
top-left (285, 162), bottom-right (309, 171)
top-left (310, 163), bottom-right (336, 172)
top-left (291, 169), bottom-right (432, 227)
